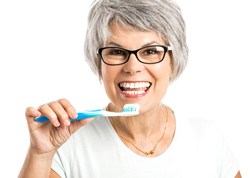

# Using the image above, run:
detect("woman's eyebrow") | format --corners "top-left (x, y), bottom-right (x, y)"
top-left (106, 41), bottom-right (160, 48)
top-left (141, 41), bottom-right (160, 47)
top-left (105, 42), bottom-right (122, 47)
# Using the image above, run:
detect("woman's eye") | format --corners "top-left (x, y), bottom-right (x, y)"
top-left (108, 49), bottom-right (125, 56)
top-left (143, 48), bottom-right (157, 55)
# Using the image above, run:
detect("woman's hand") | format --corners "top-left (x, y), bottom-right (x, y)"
top-left (25, 98), bottom-right (91, 155)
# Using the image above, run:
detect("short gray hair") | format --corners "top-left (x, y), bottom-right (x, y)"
top-left (84, 0), bottom-right (188, 82)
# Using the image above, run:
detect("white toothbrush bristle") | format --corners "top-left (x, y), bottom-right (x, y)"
top-left (122, 104), bottom-right (140, 112)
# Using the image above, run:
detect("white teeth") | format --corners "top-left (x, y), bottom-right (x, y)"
top-left (119, 82), bottom-right (151, 89)
top-left (123, 90), bottom-right (145, 95)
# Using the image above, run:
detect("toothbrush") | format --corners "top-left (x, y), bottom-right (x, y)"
top-left (34, 104), bottom-right (140, 122)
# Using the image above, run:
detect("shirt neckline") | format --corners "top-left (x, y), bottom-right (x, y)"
top-left (104, 114), bottom-right (179, 161)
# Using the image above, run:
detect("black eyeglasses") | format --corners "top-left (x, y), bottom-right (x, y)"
top-left (97, 45), bottom-right (172, 66)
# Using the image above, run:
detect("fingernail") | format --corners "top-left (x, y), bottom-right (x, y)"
top-left (66, 119), bottom-right (71, 126)
top-left (33, 109), bottom-right (41, 117)
top-left (70, 112), bottom-right (77, 119)
top-left (55, 121), bottom-right (60, 127)
top-left (35, 112), bottom-right (41, 117)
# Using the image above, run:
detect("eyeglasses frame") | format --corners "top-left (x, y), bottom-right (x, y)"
top-left (97, 45), bottom-right (172, 66)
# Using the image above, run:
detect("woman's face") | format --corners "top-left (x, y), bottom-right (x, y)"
top-left (101, 25), bottom-right (173, 113)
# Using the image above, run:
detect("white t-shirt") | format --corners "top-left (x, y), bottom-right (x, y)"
top-left (52, 112), bottom-right (239, 178)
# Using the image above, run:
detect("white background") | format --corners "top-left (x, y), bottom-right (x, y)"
top-left (0, 0), bottom-right (249, 177)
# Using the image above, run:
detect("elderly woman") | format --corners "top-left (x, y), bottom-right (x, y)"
top-left (18, 0), bottom-right (241, 177)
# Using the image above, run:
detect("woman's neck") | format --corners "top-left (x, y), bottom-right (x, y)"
top-left (109, 103), bottom-right (168, 140)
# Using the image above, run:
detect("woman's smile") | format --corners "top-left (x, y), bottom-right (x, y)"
top-left (118, 81), bottom-right (152, 98)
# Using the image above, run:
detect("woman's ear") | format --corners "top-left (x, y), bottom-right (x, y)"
top-left (168, 50), bottom-right (174, 82)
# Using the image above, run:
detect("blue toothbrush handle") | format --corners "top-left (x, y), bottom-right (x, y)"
top-left (34, 116), bottom-right (50, 122)
top-left (73, 112), bottom-right (103, 121)
top-left (34, 110), bottom-right (103, 122)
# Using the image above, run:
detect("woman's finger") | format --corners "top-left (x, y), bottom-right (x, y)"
top-left (38, 104), bottom-right (60, 127)
top-left (58, 98), bottom-right (78, 119)
top-left (48, 101), bottom-right (71, 127)
top-left (25, 107), bottom-right (41, 124)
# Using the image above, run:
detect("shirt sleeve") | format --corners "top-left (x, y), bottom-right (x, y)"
top-left (218, 134), bottom-right (239, 178)
top-left (188, 118), bottom-right (240, 178)
top-left (51, 135), bottom-right (76, 178)
top-left (51, 151), bottom-right (67, 178)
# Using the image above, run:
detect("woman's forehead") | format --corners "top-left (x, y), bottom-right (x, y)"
top-left (105, 23), bottom-right (164, 45)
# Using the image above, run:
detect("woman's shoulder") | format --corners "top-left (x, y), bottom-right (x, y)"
top-left (174, 111), bottom-right (225, 148)
top-left (187, 118), bottom-right (219, 134)
top-left (185, 118), bottom-right (223, 143)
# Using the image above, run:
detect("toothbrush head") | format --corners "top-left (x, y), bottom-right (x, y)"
top-left (122, 104), bottom-right (140, 114)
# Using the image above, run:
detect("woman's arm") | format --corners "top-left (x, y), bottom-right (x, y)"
top-left (18, 147), bottom-right (55, 178)
top-left (235, 171), bottom-right (242, 178)
top-left (18, 99), bottom-right (91, 178)
top-left (50, 169), bottom-right (61, 178)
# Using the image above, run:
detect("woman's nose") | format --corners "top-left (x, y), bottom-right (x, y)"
top-left (122, 53), bottom-right (145, 74)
